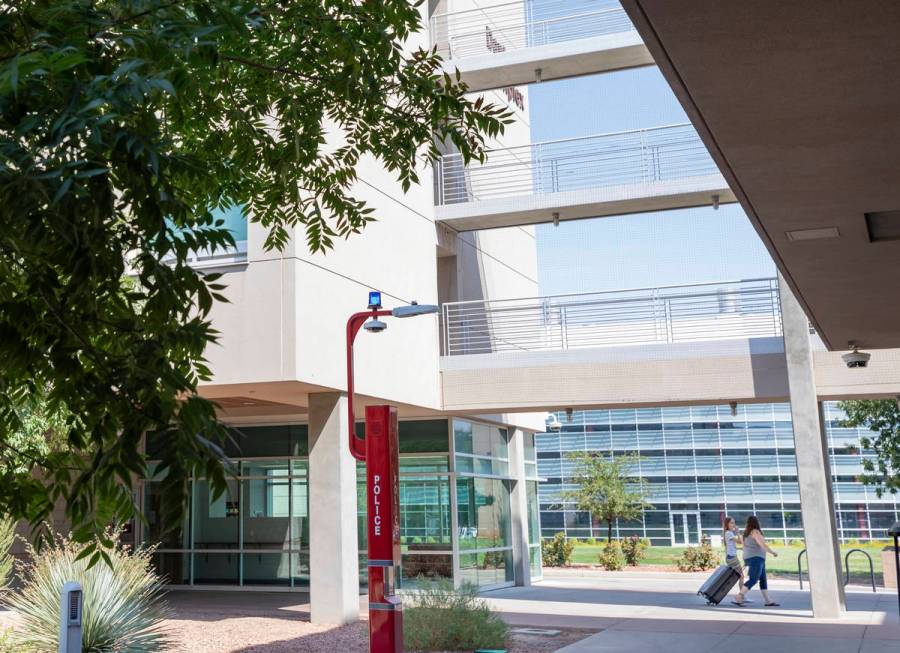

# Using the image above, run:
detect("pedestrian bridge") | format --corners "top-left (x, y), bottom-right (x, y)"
top-left (431, 1), bottom-right (652, 91)
top-left (434, 123), bottom-right (735, 230)
top-left (439, 279), bottom-right (900, 413)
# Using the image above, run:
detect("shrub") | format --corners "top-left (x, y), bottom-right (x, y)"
top-left (0, 518), bottom-right (14, 590)
top-left (403, 581), bottom-right (508, 652)
top-left (676, 536), bottom-right (720, 572)
top-left (621, 535), bottom-right (650, 566)
top-left (541, 532), bottom-right (574, 567)
top-left (598, 540), bottom-right (625, 571)
top-left (7, 533), bottom-right (171, 652)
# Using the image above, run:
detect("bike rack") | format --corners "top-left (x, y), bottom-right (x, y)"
top-left (797, 548), bottom-right (808, 589)
top-left (797, 547), bottom-right (876, 592)
top-left (843, 548), bottom-right (876, 593)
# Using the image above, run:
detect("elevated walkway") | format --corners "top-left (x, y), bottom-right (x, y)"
top-left (435, 124), bottom-right (735, 231)
top-left (431, 2), bottom-right (652, 91)
top-left (439, 279), bottom-right (900, 412)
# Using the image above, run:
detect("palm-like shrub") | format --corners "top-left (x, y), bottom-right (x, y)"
top-left (7, 534), bottom-right (171, 652)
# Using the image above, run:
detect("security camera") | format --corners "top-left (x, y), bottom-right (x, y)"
top-left (842, 343), bottom-right (870, 369)
top-left (363, 318), bottom-right (388, 333)
top-left (546, 415), bottom-right (562, 432)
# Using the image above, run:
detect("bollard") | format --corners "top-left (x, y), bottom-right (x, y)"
top-left (59, 581), bottom-right (83, 653)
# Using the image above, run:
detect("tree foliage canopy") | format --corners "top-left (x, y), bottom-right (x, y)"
top-left (839, 400), bottom-right (900, 496)
top-left (0, 0), bottom-right (508, 559)
top-left (563, 452), bottom-right (653, 542)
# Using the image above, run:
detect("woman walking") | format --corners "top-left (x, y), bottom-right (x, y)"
top-left (733, 515), bottom-right (779, 606)
top-left (722, 516), bottom-right (744, 589)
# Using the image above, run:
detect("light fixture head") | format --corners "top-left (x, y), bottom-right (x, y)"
top-left (392, 302), bottom-right (439, 318)
top-left (546, 414), bottom-right (562, 432)
top-left (552, 212), bottom-right (560, 227)
top-left (565, 407), bottom-right (574, 422)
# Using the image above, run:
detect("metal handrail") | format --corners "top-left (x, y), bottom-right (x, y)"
top-left (442, 278), bottom-right (781, 357)
top-left (435, 123), bottom-right (719, 206)
top-left (843, 549), bottom-right (876, 592)
top-left (430, 2), bottom-right (636, 60)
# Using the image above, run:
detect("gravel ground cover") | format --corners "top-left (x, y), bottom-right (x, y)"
top-left (166, 614), bottom-right (592, 653)
top-left (3, 591), bottom-right (595, 652)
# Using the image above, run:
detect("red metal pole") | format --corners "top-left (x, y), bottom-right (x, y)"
top-left (346, 310), bottom-right (391, 461)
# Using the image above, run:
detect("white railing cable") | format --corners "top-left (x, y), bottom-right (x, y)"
top-left (430, 2), bottom-right (637, 60)
top-left (441, 278), bottom-right (782, 356)
top-left (435, 123), bottom-right (719, 205)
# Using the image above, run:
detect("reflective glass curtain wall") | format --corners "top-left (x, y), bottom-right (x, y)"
top-left (537, 402), bottom-right (900, 544)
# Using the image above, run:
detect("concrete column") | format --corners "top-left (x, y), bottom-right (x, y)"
top-left (779, 273), bottom-right (845, 618)
top-left (508, 428), bottom-right (532, 587)
top-left (308, 392), bottom-right (359, 624)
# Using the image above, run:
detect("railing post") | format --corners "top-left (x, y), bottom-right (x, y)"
top-left (664, 298), bottom-right (674, 343)
top-left (640, 128), bottom-right (648, 184)
top-left (560, 305), bottom-right (568, 350)
top-left (435, 157), bottom-right (444, 205)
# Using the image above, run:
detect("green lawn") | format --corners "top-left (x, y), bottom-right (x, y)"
top-left (570, 542), bottom-right (887, 585)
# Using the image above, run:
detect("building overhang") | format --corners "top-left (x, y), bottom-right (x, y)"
top-left (621, 1), bottom-right (900, 350)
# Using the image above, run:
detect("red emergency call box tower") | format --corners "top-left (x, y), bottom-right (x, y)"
top-left (364, 405), bottom-right (403, 650)
top-left (348, 294), bottom-right (440, 653)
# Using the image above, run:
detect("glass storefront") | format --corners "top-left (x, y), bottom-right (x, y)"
top-left (453, 420), bottom-right (516, 588)
top-left (143, 418), bottom-right (540, 590)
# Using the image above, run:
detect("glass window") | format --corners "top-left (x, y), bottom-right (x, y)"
top-left (193, 479), bottom-right (240, 551)
top-left (456, 477), bottom-right (512, 550)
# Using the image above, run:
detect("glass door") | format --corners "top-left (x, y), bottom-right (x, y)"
top-left (670, 511), bottom-right (701, 545)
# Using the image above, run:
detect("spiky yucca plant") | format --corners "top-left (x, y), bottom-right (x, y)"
top-left (0, 518), bottom-right (15, 590)
top-left (7, 534), bottom-right (171, 652)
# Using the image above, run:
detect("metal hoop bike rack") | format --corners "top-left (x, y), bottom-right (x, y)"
top-left (797, 548), bottom-right (876, 592)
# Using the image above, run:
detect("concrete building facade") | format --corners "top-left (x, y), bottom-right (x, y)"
top-left (129, 0), bottom-right (899, 624)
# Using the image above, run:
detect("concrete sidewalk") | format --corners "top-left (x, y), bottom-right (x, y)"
top-left (480, 569), bottom-right (900, 653)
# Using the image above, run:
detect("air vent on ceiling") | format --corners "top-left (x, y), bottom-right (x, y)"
top-left (865, 210), bottom-right (900, 242)
top-left (785, 226), bottom-right (840, 241)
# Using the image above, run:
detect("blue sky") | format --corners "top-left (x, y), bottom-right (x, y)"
top-left (528, 62), bottom-right (775, 296)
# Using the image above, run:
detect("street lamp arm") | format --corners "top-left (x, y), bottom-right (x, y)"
top-left (346, 309), bottom-right (392, 461)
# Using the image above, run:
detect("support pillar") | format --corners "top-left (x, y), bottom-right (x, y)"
top-left (508, 428), bottom-right (532, 587)
top-left (779, 273), bottom-right (845, 618)
top-left (308, 392), bottom-right (360, 624)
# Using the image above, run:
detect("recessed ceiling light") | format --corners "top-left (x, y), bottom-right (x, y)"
top-left (866, 210), bottom-right (900, 242)
top-left (785, 226), bottom-right (840, 242)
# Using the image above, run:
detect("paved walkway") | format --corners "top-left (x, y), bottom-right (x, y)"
top-left (480, 569), bottom-right (900, 653)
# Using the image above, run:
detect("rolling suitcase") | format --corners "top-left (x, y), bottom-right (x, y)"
top-left (697, 564), bottom-right (740, 605)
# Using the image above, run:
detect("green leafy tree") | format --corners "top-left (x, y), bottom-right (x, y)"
top-left (0, 1), bottom-right (509, 557)
top-left (564, 452), bottom-right (653, 543)
top-left (839, 400), bottom-right (900, 496)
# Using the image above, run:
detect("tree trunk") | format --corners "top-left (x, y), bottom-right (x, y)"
top-left (607, 519), bottom-right (613, 543)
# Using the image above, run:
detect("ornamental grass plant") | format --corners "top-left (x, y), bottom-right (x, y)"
top-left (7, 533), bottom-right (171, 652)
